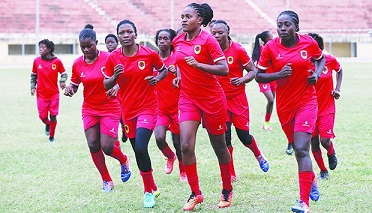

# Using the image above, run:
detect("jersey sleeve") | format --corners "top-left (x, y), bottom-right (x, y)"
top-left (330, 55), bottom-right (342, 72)
top-left (56, 58), bottom-right (66, 74)
top-left (237, 45), bottom-right (252, 67)
top-left (152, 51), bottom-right (165, 71)
top-left (32, 59), bottom-right (38, 74)
top-left (104, 54), bottom-right (115, 77)
top-left (257, 44), bottom-right (271, 71)
top-left (309, 39), bottom-right (323, 61)
top-left (206, 36), bottom-right (225, 63)
top-left (70, 63), bottom-right (81, 86)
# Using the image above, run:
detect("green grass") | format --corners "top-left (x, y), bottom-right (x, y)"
top-left (0, 61), bottom-right (371, 212)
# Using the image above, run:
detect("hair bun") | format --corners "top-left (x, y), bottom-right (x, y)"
top-left (84, 24), bottom-right (94, 29)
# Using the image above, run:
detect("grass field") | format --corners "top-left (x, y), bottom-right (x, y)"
top-left (0, 61), bottom-right (371, 212)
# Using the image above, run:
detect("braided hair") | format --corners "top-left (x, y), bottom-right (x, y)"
top-left (252, 31), bottom-right (272, 62)
top-left (79, 24), bottom-right (96, 41)
top-left (105, 33), bottom-right (118, 43)
top-left (155, 28), bottom-right (177, 51)
top-left (308, 33), bottom-right (324, 50)
top-left (212, 19), bottom-right (232, 40)
top-left (277, 10), bottom-right (300, 32)
top-left (187, 3), bottom-right (214, 27)
top-left (38, 39), bottom-right (55, 55)
top-left (116, 19), bottom-right (137, 36)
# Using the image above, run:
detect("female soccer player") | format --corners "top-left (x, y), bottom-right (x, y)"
top-left (210, 20), bottom-right (269, 182)
top-left (64, 24), bottom-right (131, 192)
top-left (172, 3), bottom-right (233, 210)
top-left (308, 32), bottom-right (342, 180)
top-left (256, 11), bottom-right (325, 213)
top-left (31, 39), bottom-right (67, 142)
top-left (103, 20), bottom-right (168, 208)
top-left (154, 28), bottom-right (186, 181)
top-left (252, 31), bottom-right (278, 132)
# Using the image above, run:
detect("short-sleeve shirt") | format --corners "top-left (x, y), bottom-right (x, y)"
top-left (32, 57), bottom-right (66, 100)
top-left (312, 53), bottom-right (341, 116)
top-left (155, 52), bottom-right (179, 114)
top-left (257, 33), bottom-right (323, 113)
top-left (105, 45), bottom-right (165, 120)
top-left (70, 50), bottom-right (120, 116)
top-left (172, 30), bottom-right (226, 100)
top-left (217, 41), bottom-right (251, 98)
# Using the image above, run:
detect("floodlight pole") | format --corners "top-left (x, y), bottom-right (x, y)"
top-left (170, 0), bottom-right (174, 29)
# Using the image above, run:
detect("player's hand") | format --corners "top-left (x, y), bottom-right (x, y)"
top-left (230, 77), bottom-right (243, 86)
top-left (307, 69), bottom-right (319, 85)
top-left (331, 90), bottom-right (341, 99)
top-left (113, 64), bottom-right (124, 77)
top-left (278, 63), bottom-right (292, 79)
top-left (172, 77), bottom-right (181, 88)
top-left (106, 84), bottom-right (119, 98)
top-left (31, 88), bottom-right (36, 96)
top-left (185, 56), bottom-right (200, 68)
top-left (59, 82), bottom-right (66, 90)
top-left (145, 76), bottom-right (158, 86)
top-left (64, 85), bottom-right (75, 97)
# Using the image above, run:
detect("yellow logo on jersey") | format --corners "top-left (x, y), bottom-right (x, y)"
top-left (194, 45), bottom-right (201, 54)
top-left (138, 61), bottom-right (145, 70)
top-left (300, 50), bottom-right (308, 59)
top-left (227, 56), bottom-right (234, 64)
top-left (52, 64), bottom-right (56, 70)
top-left (322, 66), bottom-right (328, 74)
top-left (124, 125), bottom-right (129, 134)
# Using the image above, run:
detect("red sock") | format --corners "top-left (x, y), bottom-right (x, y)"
top-left (228, 146), bottom-right (236, 177)
top-left (91, 150), bottom-right (111, 181)
top-left (312, 149), bottom-right (327, 171)
top-left (114, 140), bottom-right (120, 147)
top-left (140, 170), bottom-right (155, 193)
top-left (184, 163), bottom-right (201, 195)
top-left (245, 136), bottom-right (262, 158)
top-left (179, 160), bottom-right (185, 173)
top-left (161, 144), bottom-right (175, 159)
top-left (327, 141), bottom-right (335, 155)
top-left (298, 171), bottom-right (313, 206)
top-left (109, 145), bottom-right (127, 164)
top-left (49, 121), bottom-right (57, 137)
top-left (265, 113), bottom-right (272, 122)
top-left (219, 162), bottom-right (233, 191)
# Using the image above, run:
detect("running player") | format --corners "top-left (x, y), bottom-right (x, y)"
top-left (173, 3), bottom-right (233, 210)
top-left (31, 39), bottom-right (67, 142)
top-left (210, 20), bottom-right (270, 182)
top-left (256, 11), bottom-right (325, 213)
top-left (103, 20), bottom-right (168, 208)
top-left (64, 24), bottom-right (131, 192)
top-left (154, 28), bottom-right (186, 182)
top-left (308, 32), bottom-right (342, 180)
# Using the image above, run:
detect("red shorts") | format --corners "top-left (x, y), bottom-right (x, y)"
top-left (312, 113), bottom-right (336, 139)
top-left (37, 97), bottom-right (59, 119)
top-left (82, 115), bottom-right (120, 138)
top-left (259, 81), bottom-right (277, 93)
top-left (123, 114), bottom-right (157, 138)
top-left (226, 93), bottom-right (249, 131)
top-left (278, 100), bottom-right (317, 143)
top-left (178, 93), bottom-right (227, 135)
top-left (156, 110), bottom-right (180, 134)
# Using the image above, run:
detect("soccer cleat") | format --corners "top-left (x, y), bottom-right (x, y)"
top-left (310, 175), bottom-right (320, 201)
top-left (291, 200), bottom-right (310, 213)
top-left (165, 155), bottom-right (176, 174)
top-left (319, 170), bottom-right (329, 180)
top-left (180, 172), bottom-right (188, 182)
top-left (286, 143), bottom-right (294, 155)
top-left (257, 155), bottom-right (269, 172)
top-left (45, 124), bottom-right (50, 136)
top-left (102, 180), bottom-right (114, 192)
top-left (121, 132), bottom-right (128, 143)
top-left (49, 137), bottom-right (55, 143)
top-left (183, 192), bottom-right (204, 211)
top-left (143, 192), bottom-right (156, 208)
top-left (153, 189), bottom-right (160, 198)
top-left (121, 158), bottom-right (131, 182)
top-left (328, 153), bottom-right (338, 170)
top-left (263, 121), bottom-right (272, 131)
top-left (217, 189), bottom-right (233, 208)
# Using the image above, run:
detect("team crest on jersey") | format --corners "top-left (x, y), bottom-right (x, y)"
top-left (300, 50), bottom-right (308, 59)
top-left (52, 64), bottom-right (56, 70)
top-left (322, 66), bottom-right (329, 74)
top-left (138, 61), bottom-right (145, 70)
top-left (262, 84), bottom-right (268, 89)
top-left (194, 45), bottom-right (201, 54)
top-left (227, 56), bottom-right (234, 64)
top-left (124, 125), bottom-right (129, 134)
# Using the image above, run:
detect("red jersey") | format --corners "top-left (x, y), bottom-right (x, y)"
top-left (257, 33), bottom-right (323, 113)
top-left (217, 41), bottom-right (251, 98)
top-left (71, 50), bottom-right (120, 116)
top-left (173, 30), bottom-right (226, 100)
top-left (105, 45), bottom-right (165, 120)
top-left (155, 53), bottom-right (179, 114)
top-left (312, 53), bottom-right (341, 116)
top-left (32, 57), bottom-right (66, 100)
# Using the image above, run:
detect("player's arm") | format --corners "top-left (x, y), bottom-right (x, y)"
top-left (231, 61), bottom-right (256, 86)
top-left (308, 56), bottom-right (325, 85)
top-left (332, 67), bottom-right (343, 99)
top-left (64, 83), bottom-right (78, 97)
top-left (104, 64), bottom-right (123, 90)
top-left (256, 63), bottom-right (292, 83)
top-left (185, 56), bottom-right (228, 76)
top-left (145, 66), bottom-right (168, 86)
top-left (172, 65), bottom-right (181, 88)
top-left (59, 72), bottom-right (68, 90)
top-left (30, 73), bottom-right (37, 96)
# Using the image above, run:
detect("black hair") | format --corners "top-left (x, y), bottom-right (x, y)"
top-left (252, 31), bottom-right (272, 62)
top-left (105, 33), bottom-right (118, 43)
top-left (79, 24), bottom-right (96, 41)
top-left (155, 28), bottom-right (177, 51)
top-left (187, 3), bottom-right (213, 27)
top-left (213, 19), bottom-right (231, 40)
top-left (308, 32), bottom-right (324, 50)
top-left (277, 10), bottom-right (300, 32)
top-left (116, 19), bottom-right (137, 36)
top-left (38, 39), bottom-right (55, 54)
